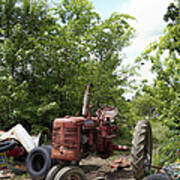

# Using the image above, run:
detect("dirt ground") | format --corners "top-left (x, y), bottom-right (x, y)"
top-left (80, 155), bottom-right (135, 180)
top-left (2, 154), bottom-right (134, 180)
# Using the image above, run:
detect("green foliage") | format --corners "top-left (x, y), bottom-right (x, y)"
top-left (136, 0), bottom-right (180, 129)
top-left (153, 130), bottom-right (180, 166)
top-left (0, 0), bottom-right (135, 132)
top-left (129, 94), bottom-right (157, 122)
top-left (134, 0), bottom-right (180, 165)
top-left (164, 1), bottom-right (180, 27)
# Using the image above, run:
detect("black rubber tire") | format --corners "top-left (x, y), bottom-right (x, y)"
top-left (42, 145), bottom-right (51, 156)
top-left (131, 120), bottom-right (152, 180)
top-left (26, 146), bottom-right (51, 179)
top-left (54, 166), bottom-right (87, 180)
top-left (45, 165), bottom-right (61, 180)
top-left (0, 140), bottom-right (16, 152)
top-left (42, 145), bottom-right (57, 166)
top-left (144, 174), bottom-right (170, 180)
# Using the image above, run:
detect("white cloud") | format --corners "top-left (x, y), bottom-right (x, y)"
top-left (118, 0), bottom-right (172, 98)
top-left (122, 0), bottom-right (171, 59)
top-left (121, 0), bottom-right (172, 79)
top-left (125, 0), bottom-right (170, 33)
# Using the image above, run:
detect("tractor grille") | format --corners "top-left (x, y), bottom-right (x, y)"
top-left (64, 128), bottom-right (77, 132)
top-left (64, 127), bottom-right (78, 150)
top-left (52, 118), bottom-right (81, 161)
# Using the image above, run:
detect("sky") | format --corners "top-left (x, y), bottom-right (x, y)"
top-left (90, 0), bottom-right (172, 98)
top-left (91, 0), bottom-right (171, 83)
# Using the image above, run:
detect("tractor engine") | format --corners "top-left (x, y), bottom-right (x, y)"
top-left (51, 106), bottom-right (118, 163)
top-left (52, 116), bottom-right (84, 162)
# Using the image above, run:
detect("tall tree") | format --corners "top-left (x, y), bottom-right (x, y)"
top-left (53, 0), bottom-right (135, 120)
top-left (0, 0), bottom-right (135, 132)
top-left (0, 0), bottom-right (57, 130)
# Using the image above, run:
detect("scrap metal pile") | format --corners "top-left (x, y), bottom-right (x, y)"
top-left (0, 124), bottom-right (47, 178)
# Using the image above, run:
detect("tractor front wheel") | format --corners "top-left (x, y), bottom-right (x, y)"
top-left (131, 120), bottom-right (152, 180)
top-left (45, 165), bottom-right (61, 180)
top-left (54, 166), bottom-right (87, 180)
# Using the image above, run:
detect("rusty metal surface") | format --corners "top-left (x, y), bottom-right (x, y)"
top-left (52, 117), bottom-right (85, 161)
top-left (109, 157), bottom-right (130, 169)
top-left (96, 106), bottom-right (118, 119)
top-left (51, 106), bottom-right (120, 161)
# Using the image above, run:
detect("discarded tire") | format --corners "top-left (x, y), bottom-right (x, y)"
top-left (42, 145), bottom-right (57, 166)
top-left (54, 166), bottom-right (87, 180)
top-left (131, 120), bottom-right (152, 180)
top-left (0, 140), bottom-right (16, 153)
top-left (144, 173), bottom-right (170, 180)
top-left (26, 146), bottom-right (51, 179)
top-left (42, 145), bottom-right (51, 156)
top-left (45, 165), bottom-right (61, 180)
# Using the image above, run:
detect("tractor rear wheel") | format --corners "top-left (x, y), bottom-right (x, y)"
top-left (131, 120), bottom-right (152, 180)
top-left (54, 166), bottom-right (87, 180)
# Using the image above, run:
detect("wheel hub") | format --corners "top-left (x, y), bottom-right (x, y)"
top-left (66, 174), bottom-right (81, 180)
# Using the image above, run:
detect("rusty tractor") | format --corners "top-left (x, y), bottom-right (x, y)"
top-left (25, 84), bottom-right (153, 180)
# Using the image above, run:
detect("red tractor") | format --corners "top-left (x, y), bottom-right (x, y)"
top-left (26, 84), bottom-right (152, 180)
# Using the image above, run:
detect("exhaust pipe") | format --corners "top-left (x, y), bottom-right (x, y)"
top-left (82, 83), bottom-right (92, 116)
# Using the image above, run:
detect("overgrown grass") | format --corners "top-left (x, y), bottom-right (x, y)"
top-left (150, 120), bottom-right (180, 166)
top-left (115, 122), bottom-right (133, 147)
top-left (150, 120), bottom-right (169, 144)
